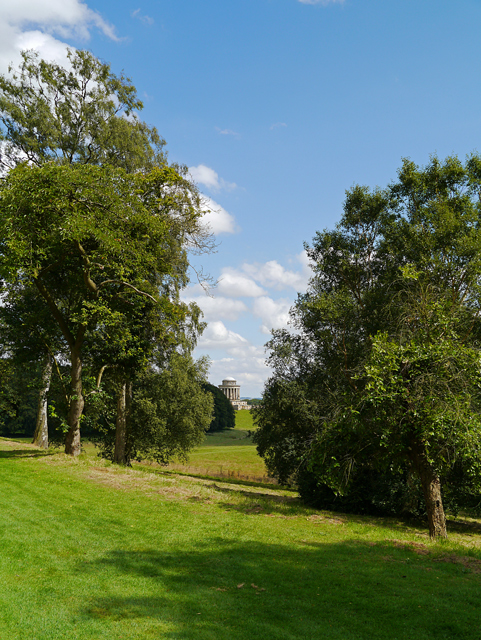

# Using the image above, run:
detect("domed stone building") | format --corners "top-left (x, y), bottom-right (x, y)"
top-left (218, 377), bottom-right (251, 410)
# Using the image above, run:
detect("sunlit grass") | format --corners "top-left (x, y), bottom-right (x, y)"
top-left (234, 409), bottom-right (255, 431)
top-left (1, 437), bottom-right (481, 640)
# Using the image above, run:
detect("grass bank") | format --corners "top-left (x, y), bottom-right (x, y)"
top-left (1, 438), bottom-right (481, 639)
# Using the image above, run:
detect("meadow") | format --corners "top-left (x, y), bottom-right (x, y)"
top-left (164, 410), bottom-right (271, 483)
top-left (1, 435), bottom-right (481, 640)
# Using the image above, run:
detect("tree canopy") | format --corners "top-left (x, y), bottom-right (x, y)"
top-left (0, 49), bottom-right (214, 461)
top-left (254, 155), bottom-right (481, 539)
top-left (0, 160), bottom-right (209, 456)
top-left (0, 49), bottom-right (164, 171)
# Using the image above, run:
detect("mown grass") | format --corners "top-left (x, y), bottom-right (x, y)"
top-left (1, 438), bottom-right (481, 640)
top-left (234, 409), bottom-right (255, 431)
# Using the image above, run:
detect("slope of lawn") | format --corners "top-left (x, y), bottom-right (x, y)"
top-left (1, 438), bottom-right (481, 640)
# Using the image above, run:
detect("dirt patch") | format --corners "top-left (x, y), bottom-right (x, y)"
top-left (307, 514), bottom-right (345, 525)
top-left (433, 554), bottom-right (481, 574)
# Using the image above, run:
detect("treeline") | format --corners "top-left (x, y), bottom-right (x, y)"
top-left (0, 50), bottom-right (223, 463)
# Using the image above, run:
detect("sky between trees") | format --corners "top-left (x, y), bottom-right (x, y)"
top-left (1, 0), bottom-right (481, 396)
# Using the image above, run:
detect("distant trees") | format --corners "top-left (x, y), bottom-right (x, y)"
top-left (203, 383), bottom-right (236, 432)
top-left (254, 155), bottom-right (481, 539)
top-left (0, 50), bottom-right (213, 462)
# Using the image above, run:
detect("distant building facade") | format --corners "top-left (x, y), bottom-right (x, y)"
top-left (218, 377), bottom-right (252, 410)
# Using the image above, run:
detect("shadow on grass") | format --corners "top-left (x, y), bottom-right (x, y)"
top-left (0, 448), bottom-right (54, 459)
top-left (78, 538), bottom-right (479, 640)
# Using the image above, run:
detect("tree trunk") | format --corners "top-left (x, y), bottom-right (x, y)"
top-left (409, 439), bottom-right (447, 539)
top-left (32, 354), bottom-right (52, 449)
top-left (113, 381), bottom-right (127, 464)
top-left (64, 347), bottom-right (84, 456)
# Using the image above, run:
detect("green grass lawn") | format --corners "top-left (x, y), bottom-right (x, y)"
top-left (1, 437), bottom-right (481, 639)
top-left (234, 409), bottom-right (255, 431)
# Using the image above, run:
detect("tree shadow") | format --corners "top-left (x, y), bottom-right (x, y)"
top-left (208, 482), bottom-right (431, 534)
top-left (0, 448), bottom-right (54, 459)
top-left (78, 537), bottom-right (479, 640)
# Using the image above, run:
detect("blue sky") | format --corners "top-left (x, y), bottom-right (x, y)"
top-left (2, 0), bottom-right (481, 395)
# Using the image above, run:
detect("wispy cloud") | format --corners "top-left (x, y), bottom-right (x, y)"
top-left (298, 0), bottom-right (345, 4)
top-left (270, 122), bottom-right (287, 130)
top-left (216, 127), bottom-right (240, 138)
top-left (131, 8), bottom-right (154, 25)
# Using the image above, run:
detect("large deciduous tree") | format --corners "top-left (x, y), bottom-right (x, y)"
top-left (0, 49), bottom-right (213, 456)
top-left (0, 47), bottom-right (170, 446)
top-left (0, 161), bottom-right (209, 456)
top-left (254, 155), bottom-right (481, 539)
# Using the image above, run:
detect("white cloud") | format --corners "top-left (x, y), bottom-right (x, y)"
top-left (198, 321), bottom-right (248, 350)
top-left (242, 256), bottom-right (310, 292)
top-left (252, 296), bottom-right (292, 334)
top-left (200, 195), bottom-right (237, 235)
top-left (217, 269), bottom-right (267, 298)
top-left (189, 164), bottom-right (237, 191)
top-left (185, 294), bottom-right (248, 322)
top-left (270, 122), bottom-right (287, 130)
top-left (0, 0), bottom-right (117, 74)
top-left (131, 9), bottom-right (154, 25)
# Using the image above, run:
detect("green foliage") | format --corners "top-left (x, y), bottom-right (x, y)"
top-left (0, 357), bottom-right (38, 436)
top-left (0, 49), bottom-right (164, 171)
top-left (97, 353), bottom-right (213, 465)
top-left (202, 383), bottom-right (235, 432)
top-left (0, 161), bottom-right (209, 450)
top-left (255, 155), bottom-right (481, 525)
top-left (0, 49), bottom-right (214, 459)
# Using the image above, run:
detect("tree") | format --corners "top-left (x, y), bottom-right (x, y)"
top-left (0, 161), bottom-right (209, 456)
top-left (0, 48), bottom-right (172, 447)
top-left (254, 155), bottom-right (481, 539)
top-left (0, 49), bottom-right (164, 172)
top-left (202, 383), bottom-right (236, 432)
top-left (96, 352), bottom-right (213, 465)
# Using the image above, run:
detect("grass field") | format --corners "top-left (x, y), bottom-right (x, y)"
top-left (233, 409), bottom-right (255, 431)
top-left (166, 411), bottom-right (270, 483)
top-left (1, 437), bottom-right (481, 640)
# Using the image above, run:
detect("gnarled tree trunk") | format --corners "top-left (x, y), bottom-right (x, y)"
top-left (113, 379), bottom-right (132, 465)
top-left (64, 347), bottom-right (84, 456)
top-left (409, 438), bottom-right (447, 539)
top-left (32, 354), bottom-right (52, 449)
top-left (114, 381), bottom-right (127, 464)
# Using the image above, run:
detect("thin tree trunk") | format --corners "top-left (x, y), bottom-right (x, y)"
top-left (409, 439), bottom-right (447, 539)
top-left (32, 354), bottom-right (52, 449)
top-left (64, 347), bottom-right (84, 456)
top-left (113, 381), bottom-right (127, 464)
